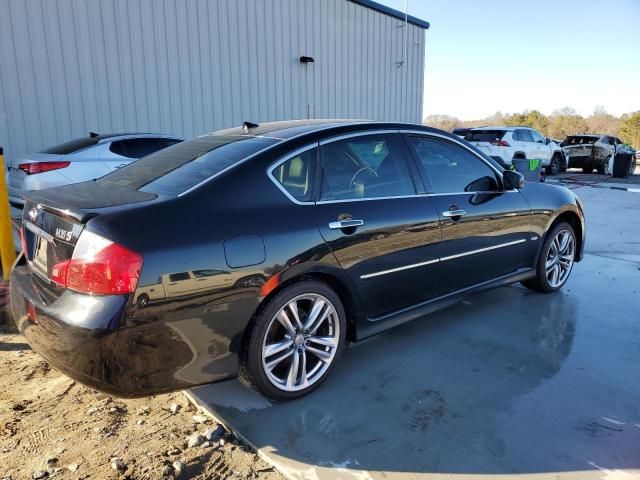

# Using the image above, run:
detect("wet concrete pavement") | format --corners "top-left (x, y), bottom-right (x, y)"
top-left (189, 184), bottom-right (640, 479)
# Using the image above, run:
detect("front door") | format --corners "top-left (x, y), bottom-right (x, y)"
top-left (314, 132), bottom-right (441, 319)
top-left (404, 133), bottom-right (533, 297)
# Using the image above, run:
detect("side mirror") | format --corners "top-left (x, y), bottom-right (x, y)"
top-left (503, 170), bottom-right (525, 190)
top-left (545, 138), bottom-right (551, 145)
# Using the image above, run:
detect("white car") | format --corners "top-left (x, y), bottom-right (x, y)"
top-left (465, 127), bottom-right (564, 175)
top-left (6, 132), bottom-right (182, 219)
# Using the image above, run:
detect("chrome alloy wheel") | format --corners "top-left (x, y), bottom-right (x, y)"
top-left (545, 229), bottom-right (575, 288)
top-left (261, 293), bottom-right (340, 392)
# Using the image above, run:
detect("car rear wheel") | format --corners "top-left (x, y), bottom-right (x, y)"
top-left (581, 167), bottom-right (593, 174)
top-left (596, 160), bottom-right (607, 175)
top-left (239, 280), bottom-right (346, 400)
top-left (522, 222), bottom-right (576, 293)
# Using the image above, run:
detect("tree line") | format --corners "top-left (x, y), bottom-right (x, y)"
top-left (424, 107), bottom-right (640, 148)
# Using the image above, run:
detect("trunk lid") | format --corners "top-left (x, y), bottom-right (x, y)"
top-left (21, 181), bottom-right (156, 286)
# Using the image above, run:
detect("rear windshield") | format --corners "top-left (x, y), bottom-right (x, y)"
top-left (465, 130), bottom-right (506, 142)
top-left (40, 137), bottom-right (99, 154)
top-left (452, 128), bottom-right (471, 135)
top-left (562, 136), bottom-right (598, 146)
top-left (98, 135), bottom-right (279, 195)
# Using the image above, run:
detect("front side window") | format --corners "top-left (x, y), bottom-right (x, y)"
top-left (169, 272), bottom-right (190, 282)
top-left (531, 130), bottom-right (546, 144)
top-left (319, 134), bottom-right (416, 201)
top-left (408, 136), bottom-right (499, 194)
top-left (271, 148), bottom-right (317, 202)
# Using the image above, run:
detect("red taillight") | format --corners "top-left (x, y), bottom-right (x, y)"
top-left (51, 231), bottom-right (142, 295)
top-left (490, 140), bottom-right (510, 147)
top-left (18, 161), bottom-right (70, 175)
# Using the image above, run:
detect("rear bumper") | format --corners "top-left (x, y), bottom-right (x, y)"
top-left (10, 263), bottom-right (241, 397)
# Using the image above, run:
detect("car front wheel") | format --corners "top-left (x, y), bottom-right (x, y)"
top-left (522, 222), bottom-right (576, 293)
top-left (546, 154), bottom-right (561, 176)
top-left (239, 280), bottom-right (346, 400)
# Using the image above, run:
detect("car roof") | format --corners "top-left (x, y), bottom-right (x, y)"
top-left (205, 119), bottom-right (442, 142)
top-left (469, 126), bottom-right (534, 132)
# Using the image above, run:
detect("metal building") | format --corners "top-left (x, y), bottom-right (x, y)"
top-left (0, 0), bottom-right (428, 161)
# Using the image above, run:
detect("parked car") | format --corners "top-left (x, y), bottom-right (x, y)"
top-left (451, 127), bottom-right (473, 138)
top-left (6, 133), bottom-right (183, 219)
top-left (10, 120), bottom-right (585, 400)
top-left (560, 134), bottom-right (622, 174)
top-left (465, 126), bottom-right (565, 175)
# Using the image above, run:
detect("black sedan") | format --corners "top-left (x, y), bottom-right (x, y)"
top-left (10, 120), bottom-right (585, 400)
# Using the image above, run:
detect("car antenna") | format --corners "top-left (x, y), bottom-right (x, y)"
top-left (242, 121), bottom-right (259, 133)
top-left (89, 131), bottom-right (99, 138)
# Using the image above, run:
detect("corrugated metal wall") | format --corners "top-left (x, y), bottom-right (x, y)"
top-left (0, 0), bottom-right (426, 160)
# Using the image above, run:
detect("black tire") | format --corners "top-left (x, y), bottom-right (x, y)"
top-left (239, 279), bottom-right (347, 400)
top-left (581, 167), bottom-right (593, 174)
top-left (546, 154), bottom-right (561, 176)
top-left (137, 294), bottom-right (150, 308)
top-left (521, 221), bottom-right (576, 293)
top-left (596, 160), bottom-right (607, 175)
top-left (560, 156), bottom-right (568, 172)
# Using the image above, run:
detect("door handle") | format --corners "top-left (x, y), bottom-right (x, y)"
top-left (329, 219), bottom-right (364, 229)
top-left (442, 209), bottom-right (467, 218)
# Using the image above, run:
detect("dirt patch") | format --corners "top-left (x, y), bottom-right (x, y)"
top-left (0, 324), bottom-right (284, 480)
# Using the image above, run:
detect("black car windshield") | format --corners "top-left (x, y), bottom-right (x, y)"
top-left (98, 135), bottom-right (279, 195)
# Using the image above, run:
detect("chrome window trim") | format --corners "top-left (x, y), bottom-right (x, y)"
top-left (266, 144), bottom-right (319, 206)
top-left (264, 128), bottom-right (518, 206)
top-left (360, 238), bottom-right (527, 280)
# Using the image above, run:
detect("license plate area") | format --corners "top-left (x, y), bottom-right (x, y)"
top-left (32, 235), bottom-right (49, 274)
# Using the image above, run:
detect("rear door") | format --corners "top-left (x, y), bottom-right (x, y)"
top-left (514, 129), bottom-right (535, 159)
top-left (314, 131), bottom-right (442, 319)
top-left (404, 133), bottom-right (533, 297)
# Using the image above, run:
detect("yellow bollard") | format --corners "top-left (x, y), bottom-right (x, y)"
top-left (0, 147), bottom-right (17, 280)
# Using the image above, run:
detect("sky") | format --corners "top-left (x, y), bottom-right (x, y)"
top-left (379, 0), bottom-right (640, 120)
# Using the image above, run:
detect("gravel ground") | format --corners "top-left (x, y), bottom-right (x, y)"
top-left (0, 319), bottom-right (284, 480)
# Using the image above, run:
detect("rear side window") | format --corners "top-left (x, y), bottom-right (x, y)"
top-left (319, 134), bottom-right (416, 201)
top-left (465, 131), bottom-right (506, 142)
top-left (271, 148), bottom-right (317, 202)
top-left (40, 136), bottom-right (99, 154)
top-left (169, 272), bottom-right (190, 282)
top-left (98, 135), bottom-right (278, 195)
top-left (408, 137), bottom-right (499, 194)
top-left (109, 138), bottom-right (181, 159)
